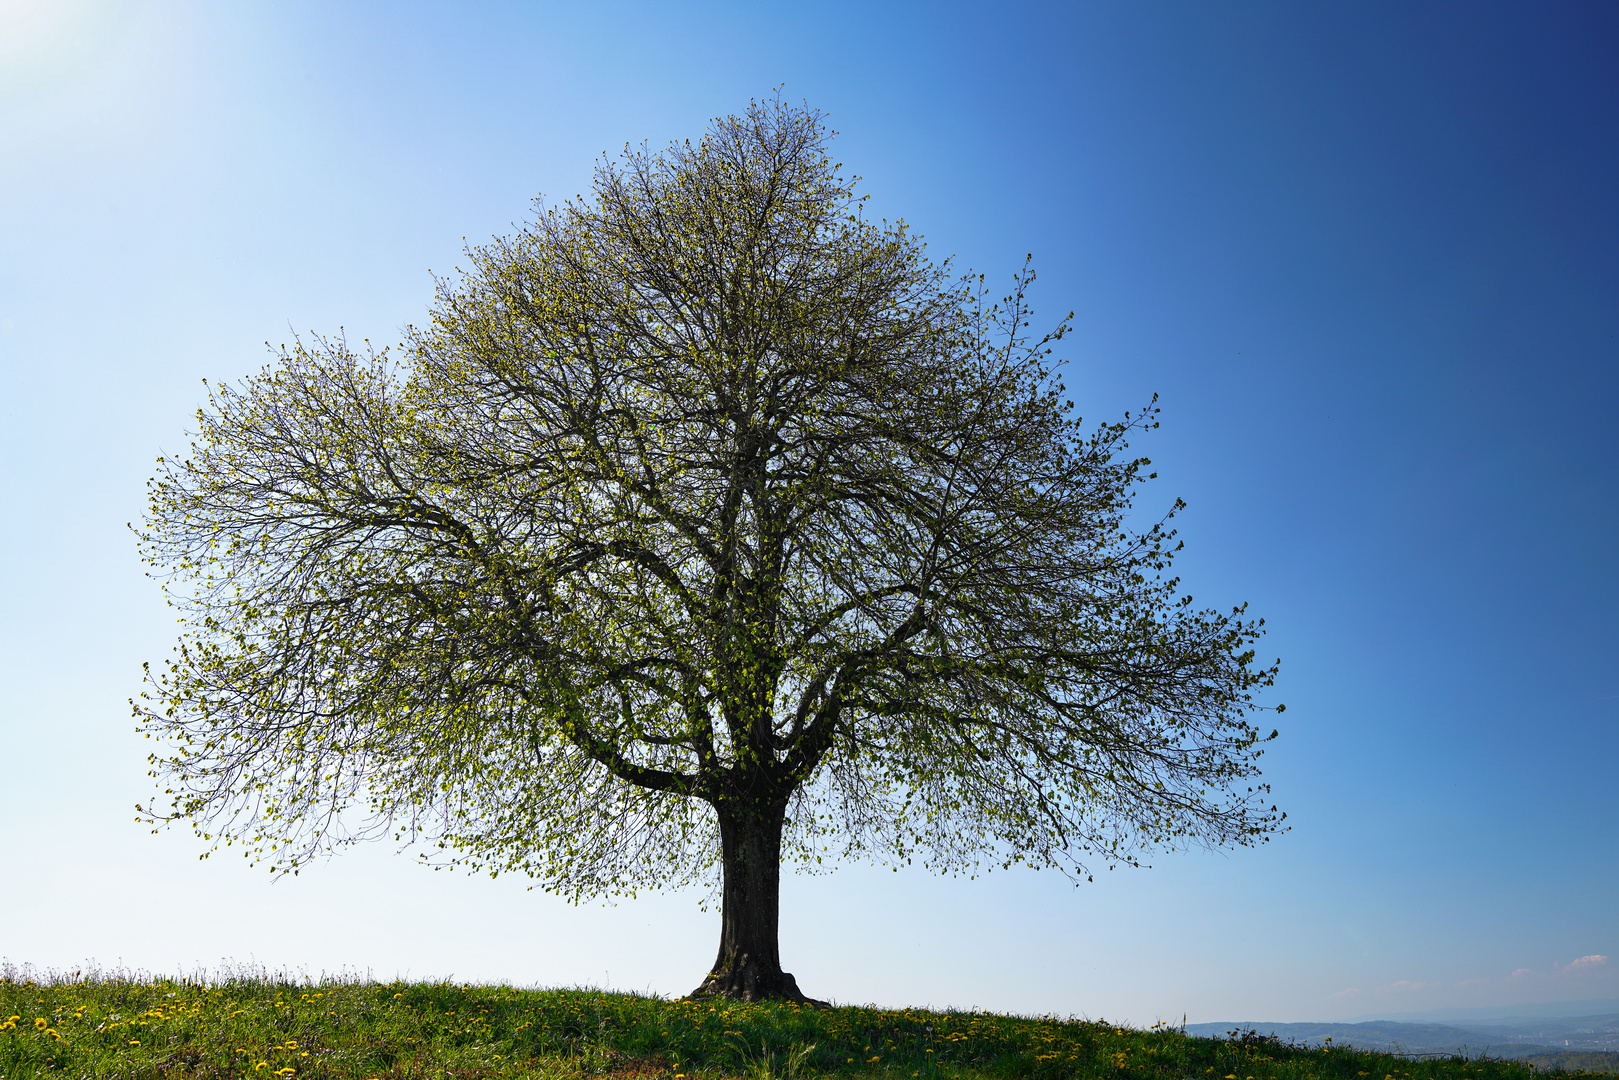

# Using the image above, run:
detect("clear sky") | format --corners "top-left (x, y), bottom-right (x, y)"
top-left (2, 0), bottom-right (1615, 1026)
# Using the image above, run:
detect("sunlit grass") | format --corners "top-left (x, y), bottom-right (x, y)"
top-left (0, 968), bottom-right (1600, 1080)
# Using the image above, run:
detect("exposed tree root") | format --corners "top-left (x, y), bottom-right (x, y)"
top-left (688, 953), bottom-right (830, 1007)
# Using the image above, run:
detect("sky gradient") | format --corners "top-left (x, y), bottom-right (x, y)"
top-left (2, 0), bottom-right (1616, 1025)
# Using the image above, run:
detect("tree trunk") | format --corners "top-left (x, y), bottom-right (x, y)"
top-left (688, 801), bottom-right (827, 1005)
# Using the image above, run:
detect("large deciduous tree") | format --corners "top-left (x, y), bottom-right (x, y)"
top-left (136, 98), bottom-right (1283, 1004)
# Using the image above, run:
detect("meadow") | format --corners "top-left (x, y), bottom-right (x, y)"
top-left (1, 969), bottom-right (1604, 1080)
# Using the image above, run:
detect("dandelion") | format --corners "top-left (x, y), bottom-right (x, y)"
top-left (130, 1040), bottom-right (141, 1046)
top-left (35, 1018), bottom-right (47, 1030)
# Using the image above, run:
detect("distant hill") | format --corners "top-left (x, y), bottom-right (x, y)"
top-left (1349, 1000), bottom-right (1619, 1024)
top-left (1185, 1015), bottom-right (1619, 1059)
top-left (1186, 1020), bottom-right (1531, 1056)
top-left (1444, 1014), bottom-right (1619, 1049)
top-left (1516, 1050), bottom-right (1619, 1074)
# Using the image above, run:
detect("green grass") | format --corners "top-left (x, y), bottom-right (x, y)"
top-left (1, 971), bottom-right (1606, 1080)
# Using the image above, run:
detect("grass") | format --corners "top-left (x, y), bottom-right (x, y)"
top-left (1, 968), bottom-right (1608, 1080)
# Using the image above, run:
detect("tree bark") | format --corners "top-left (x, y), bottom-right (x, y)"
top-left (688, 800), bottom-right (827, 1005)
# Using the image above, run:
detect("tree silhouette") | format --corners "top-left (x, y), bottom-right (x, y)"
top-left (137, 98), bottom-right (1283, 1003)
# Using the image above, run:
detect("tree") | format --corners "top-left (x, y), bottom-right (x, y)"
top-left (136, 98), bottom-right (1283, 1005)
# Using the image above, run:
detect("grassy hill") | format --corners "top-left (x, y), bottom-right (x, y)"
top-left (3, 973), bottom-right (1612, 1080)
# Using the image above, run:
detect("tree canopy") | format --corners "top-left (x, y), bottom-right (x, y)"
top-left (136, 98), bottom-right (1283, 1002)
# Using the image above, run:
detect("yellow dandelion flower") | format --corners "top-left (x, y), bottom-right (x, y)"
top-left (35, 1018), bottom-right (47, 1030)
top-left (130, 1040), bottom-right (141, 1046)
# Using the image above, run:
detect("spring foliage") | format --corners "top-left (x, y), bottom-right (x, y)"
top-left (135, 98), bottom-right (1283, 898)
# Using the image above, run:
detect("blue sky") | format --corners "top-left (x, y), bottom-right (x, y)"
top-left (2, 1), bottom-right (1615, 1024)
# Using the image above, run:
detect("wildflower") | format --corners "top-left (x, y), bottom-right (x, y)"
top-left (35, 1018), bottom-right (47, 1030)
top-left (130, 1040), bottom-right (141, 1046)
